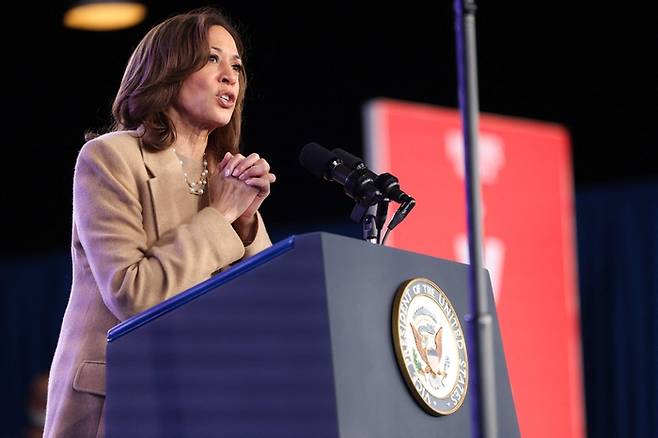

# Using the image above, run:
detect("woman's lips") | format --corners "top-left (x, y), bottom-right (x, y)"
top-left (216, 93), bottom-right (235, 108)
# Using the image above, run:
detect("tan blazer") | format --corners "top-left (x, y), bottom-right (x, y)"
top-left (44, 130), bottom-right (271, 437)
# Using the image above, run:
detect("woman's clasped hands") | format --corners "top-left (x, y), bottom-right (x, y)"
top-left (208, 152), bottom-right (276, 224)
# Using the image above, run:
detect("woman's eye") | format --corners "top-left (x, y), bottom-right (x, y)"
top-left (209, 54), bottom-right (220, 63)
top-left (232, 64), bottom-right (243, 73)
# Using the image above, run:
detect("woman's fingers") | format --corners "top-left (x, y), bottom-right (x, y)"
top-left (217, 153), bottom-right (275, 217)
top-left (223, 153), bottom-right (245, 177)
top-left (237, 159), bottom-right (272, 180)
top-left (227, 153), bottom-right (261, 177)
top-left (244, 173), bottom-right (276, 196)
top-left (207, 169), bottom-right (260, 223)
top-left (217, 152), bottom-right (233, 172)
top-left (238, 171), bottom-right (275, 219)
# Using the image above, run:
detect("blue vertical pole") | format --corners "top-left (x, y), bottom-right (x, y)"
top-left (453, 1), bottom-right (499, 437)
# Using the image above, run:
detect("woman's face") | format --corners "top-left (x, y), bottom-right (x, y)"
top-left (171, 25), bottom-right (242, 132)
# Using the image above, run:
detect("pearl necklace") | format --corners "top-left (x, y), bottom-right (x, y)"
top-left (172, 147), bottom-right (208, 195)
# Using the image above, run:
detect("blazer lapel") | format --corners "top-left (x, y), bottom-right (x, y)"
top-left (141, 145), bottom-right (192, 240)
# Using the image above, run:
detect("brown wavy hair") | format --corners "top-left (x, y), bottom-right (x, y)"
top-left (111, 7), bottom-right (247, 158)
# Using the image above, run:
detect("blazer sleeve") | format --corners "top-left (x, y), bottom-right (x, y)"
top-left (242, 212), bottom-right (272, 258)
top-left (73, 138), bottom-right (270, 320)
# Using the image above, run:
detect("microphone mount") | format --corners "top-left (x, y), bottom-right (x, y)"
top-left (333, 148), bottom-right (416, 244)
top-left (299, 142), bottom-right (416, 245)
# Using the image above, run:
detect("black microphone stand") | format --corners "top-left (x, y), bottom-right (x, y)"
top-left (454, 1), bottom-right (498, 437)
top-left (350, 198), bottom-right (378, 243)
top-left (350, 195), bottom-right (388, 244)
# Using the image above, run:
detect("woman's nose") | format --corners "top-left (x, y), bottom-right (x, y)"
top-left (220, 63), bottom-right (238, 85)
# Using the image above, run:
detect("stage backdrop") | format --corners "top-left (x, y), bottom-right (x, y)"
top-left (364, 99), bottom-right (585, 438)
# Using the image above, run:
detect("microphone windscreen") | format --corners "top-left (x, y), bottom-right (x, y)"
top-left (299, 142), bottom-right (338, 178)
top-left (332, 148), bottom-right (363, 169)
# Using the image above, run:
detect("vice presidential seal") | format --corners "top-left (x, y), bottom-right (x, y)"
top-left (392, 278), bottom-right (469, 416)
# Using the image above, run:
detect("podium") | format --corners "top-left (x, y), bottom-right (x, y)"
top-left (106, 232), bottom-right (519, 437)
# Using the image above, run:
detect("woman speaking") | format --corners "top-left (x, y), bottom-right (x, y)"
top-left (44, 7), bottom-right (275, 437)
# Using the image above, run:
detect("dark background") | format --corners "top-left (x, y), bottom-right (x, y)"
top-left (5, 1), bottom-right (658, 255)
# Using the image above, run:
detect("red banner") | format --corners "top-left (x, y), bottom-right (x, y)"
top-left (364, 99), bottom-right (585, 438)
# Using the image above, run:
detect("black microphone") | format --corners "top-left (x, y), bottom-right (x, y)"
top-left (332, 148), bottom-right (415, 238)
top-left (299, 142), bottom-right (382, 203)
top-left (332, 148), bottom-right (413, 204)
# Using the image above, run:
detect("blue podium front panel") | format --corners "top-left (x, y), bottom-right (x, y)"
top-left (106, 235), bottom-right (339, 438)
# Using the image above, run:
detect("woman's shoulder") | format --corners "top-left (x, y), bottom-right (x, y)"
top-left (77, 130), bottom-right (143, 167)
top-left (80, 130), bottom-right (141, 154)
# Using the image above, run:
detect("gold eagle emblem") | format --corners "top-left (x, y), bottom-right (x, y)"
top-left (411, 324), bottom-right (447, 378)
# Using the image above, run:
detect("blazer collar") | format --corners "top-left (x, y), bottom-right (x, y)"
top-left (130, 129), bottom-right (181, 178)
